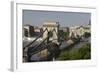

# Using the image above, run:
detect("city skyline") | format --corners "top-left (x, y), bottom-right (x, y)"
top-left (23, 10), bottom-right (91, 27)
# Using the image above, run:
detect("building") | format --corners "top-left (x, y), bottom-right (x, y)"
top-left (59, 27), bottom-right (69, 33)
top-left (23, 24), bottom-right (34, 37)
top-left (69, 25), bottom-right (90, 38)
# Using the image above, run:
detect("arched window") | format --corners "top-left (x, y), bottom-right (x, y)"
top-left (48, 31), bottom-right (53, 38)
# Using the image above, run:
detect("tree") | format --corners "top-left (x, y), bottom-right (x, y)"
top-left (83, 32), bottom-right (91, 38)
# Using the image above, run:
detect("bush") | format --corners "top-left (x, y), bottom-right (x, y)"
top-left (83, 32), bottom-right (91, 38)
top-left (57, 51), bottom-right (69, 60)
top-left (83, 51), bottom-right (91, 59)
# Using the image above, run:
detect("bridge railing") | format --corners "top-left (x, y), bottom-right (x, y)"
top-left (28, 35), bottom-right (51, 56)
top-left (23, 28), bottom-right (64, 62)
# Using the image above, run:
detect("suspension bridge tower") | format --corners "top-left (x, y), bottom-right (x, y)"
top-left (43, 21), bottom-right (60, 44)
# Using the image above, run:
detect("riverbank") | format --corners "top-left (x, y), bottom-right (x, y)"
top-left (56, 42), bottom-right (91, 60)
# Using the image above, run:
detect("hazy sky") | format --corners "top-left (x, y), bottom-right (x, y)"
top-left (23, 10), bottom-right (91, 27)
